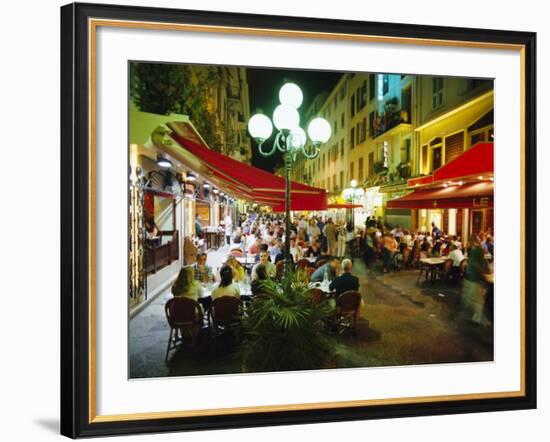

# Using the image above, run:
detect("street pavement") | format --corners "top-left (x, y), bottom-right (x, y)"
top-left (129, 247), bottom-right (493, 378)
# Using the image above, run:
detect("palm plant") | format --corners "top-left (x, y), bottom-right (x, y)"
top-left (240, 271), bottom-right (335, 372)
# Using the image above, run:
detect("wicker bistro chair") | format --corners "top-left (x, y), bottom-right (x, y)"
top-left (434, 258), bottom-right (454, 282)
top-left (334, 290), bottom-right (362, 336)
top-left (308, 288), bottom-right (325, 304)
top-left (230, 248), bottom-right (244, 258)
top-left (315, 258), bottom-right (329, 269)
top-left (459, 258), bottom-right (469, 280)
top-left (296, 258), bottom-right (310, 271)
top-left (164, 297), bottom-right (203, 362)
top-left (209, 296), bottom-right (242, 339)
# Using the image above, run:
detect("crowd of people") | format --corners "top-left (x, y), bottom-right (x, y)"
top-left (175, 210), bottom-right (494, 327)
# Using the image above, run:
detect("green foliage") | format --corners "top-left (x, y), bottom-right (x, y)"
top-left (130, 63), bottom-right (223, 151)
top-left (240, 271), bottom-right (335, 372)
top-left (373, 160), bottom-right (388, 175)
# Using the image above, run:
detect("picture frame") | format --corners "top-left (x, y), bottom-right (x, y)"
top-left (60, 2), bottom-right (537, 438)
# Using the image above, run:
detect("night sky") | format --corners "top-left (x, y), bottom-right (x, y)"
top-left (246, 67), bottom-right (342, 172)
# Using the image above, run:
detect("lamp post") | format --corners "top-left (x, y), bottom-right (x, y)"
top-left (248, 83), bottom-right (331, 273)
top-left (350, 179), bottom-right (358, 226)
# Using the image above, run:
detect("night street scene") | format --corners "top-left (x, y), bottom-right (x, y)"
top-left (128, 62), bottom-right (495, 378)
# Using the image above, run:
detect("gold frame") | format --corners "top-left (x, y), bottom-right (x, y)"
top-left (88, 18), bottom-right (527, 424)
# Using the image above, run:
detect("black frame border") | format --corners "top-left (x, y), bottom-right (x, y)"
top-left (60, 2), bottom-right (537, 438)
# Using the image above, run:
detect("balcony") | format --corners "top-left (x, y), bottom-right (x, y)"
top-left (372, 110), bottom-right (412, 140)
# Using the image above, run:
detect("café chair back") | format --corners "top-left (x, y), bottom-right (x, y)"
top-left (315, 258), bottom-right (328, 269)
top-left (296, 258), bottom-right (310, 270)
top-left (209, 296), bottom-right (242, 338)
top-left (335, 290), bottom-right (362, 336)
top-left (275, 260), bottom-right (285, 279)
top-left (164, 297), bottom-right (203, 362)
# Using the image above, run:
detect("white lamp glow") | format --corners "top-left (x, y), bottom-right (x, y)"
top-left (351, 179), bottom-right (358, 188)
top-left (273, 104), bottom-right (300, 131)
top-left (248, 113), bottom-right (273, 141)
top-left (307, 117), bottom-right (331, 144)
top-left (289, 127), bottom-right (307, 149)
top-left (279, 83), bottom-right (303, 109)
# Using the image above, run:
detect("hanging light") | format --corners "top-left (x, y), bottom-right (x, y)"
top-left (156, 155), bottom-right (172, 168)
top-left (186, 172), bottom-right (196, 182)
top-left (203, 182), bottom-right (211, 189)
top-left (273, 104), bottom-right (300, 131)
top-left (213, 188), bottom-right (219, 194)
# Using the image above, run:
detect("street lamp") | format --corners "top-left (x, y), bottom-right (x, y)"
top-left (248, 82), bottom-right (331, 272)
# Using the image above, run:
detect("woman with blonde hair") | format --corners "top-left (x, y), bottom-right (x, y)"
top-left (224, 254), bottom-right (246, 282)
top-left (171, 266), bottom-right (203, 302)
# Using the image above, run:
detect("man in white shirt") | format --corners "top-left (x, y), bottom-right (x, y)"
top-left (448, 244), bottom-right (465, 267)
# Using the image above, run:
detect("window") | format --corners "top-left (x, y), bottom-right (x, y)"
top-left (368, 152), bottom-right (374, 177)
top-left (341, 112), bottom-right (345, 129)
top-left (333, 120), bottom-right (337, 135)
top-left (340, 171), bottom-right (344, 190)
top-left (356, 89), bottom-right (361, 112)
top-left (350, 162), bottom-right (355, 180)
top-left (333, 174), bottom-right (337, 191)
top-left (339, 85), bottom-right (345, 100)
top-left (400, 138), bottom-right (411, 163)
top-left (356, 123), bottom-right (360, 145)
top-left (360, 117), bottom-right (367, 143)
top-left (383, 74), bottom-right (389, 95)
top-left (350, 93), bottom-right (355, 117)
top-left (359, 80), bottom-right (367, 109)
top-left (432, 77), bottom-right (444, 109)
top-left (350, 127), bottom-right (355, 149)
top-left (470, 132), bottom-right (485, 146)
top-left (369, 111), bottom-right (375, 137)
top-left (340, 138), bottom-right (344, 157)
top-left (369, 75), bottom-right (375, 101)
top-left (358, 157), bottom-right (364, 182)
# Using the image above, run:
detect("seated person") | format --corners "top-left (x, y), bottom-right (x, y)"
top-left (329, 258), bottom-right (359, 296)
top-left (310, 257), bottom-right (341, 283)
top-left (171, 266), bottom-right (203, 301)
top-left (315, 245), bottom-right (332, 264)
top-left (254, 243), bottom-right (271, 263)
top-left (224, 255), bottom-right (246, 282)
top-left (448, 244), bottom-right (465, 277)
top-left (193, 252), bottom-right (215, 283)
top-left (289, 237), bottom-right (302, 262)
top-left (304, 240), bottom-right (321, 258)
top-left (274, 249), bottom-right (296, 267)
top-left (268, 239), bottom-right (283, 261)
top-left (251, 251), bottom-right (277, 280)
top-left (211, 265), bottom-right (240, 300)
top-left (248, 237), bottom-right (262, 255)
top-left (251, 264), bottom-right (270, 296)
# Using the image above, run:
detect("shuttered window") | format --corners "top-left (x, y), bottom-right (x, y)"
top-left (445, 131), bottom-right (464, 164)
top-left (421, 145), bottom-right (428, 174)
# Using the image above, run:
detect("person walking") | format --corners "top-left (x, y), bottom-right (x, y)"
top-left (323, 218), bottom-right (337, 257)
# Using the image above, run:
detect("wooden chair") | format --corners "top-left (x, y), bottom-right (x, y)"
top-left (305, 266), bottom-right (315, 281)
top-left (334, 290), bottom-right (362, 336)
top-left (209, 296), bottom-right (242, 338)
top-left (401, 247), bottom-right (412, 270)
top-left (435, 258), bottom-right (453, 282)
top-left (164, 297), bottom-right (203, 362)
top-left (459, 258), bottom-right (469, 280)
top-left (315, 258), bottom-right (329, 269)
top-left (309, 288), bottom-right (324, 304)
top-left (275, 260), bottom-right (285, 279)
top-left (230, 248), bottom-right (243, 258)
top-left (296, 258), bottom-right (310, 270)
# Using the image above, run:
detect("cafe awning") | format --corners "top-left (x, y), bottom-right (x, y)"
top-left (408, 142), bottom-right (494, 187)
top-left (164, 121), bottom-right (328, 211)
top-left (387, 181), bottom-right (493, 209)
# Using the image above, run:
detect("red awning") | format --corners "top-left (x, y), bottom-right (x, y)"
top-left (408, 142), bottom-right (494, 187)
top-left (327, 203), bottom-right (362, 209)
top-left (166, 122), bottom-right (327, 211)
top-left (387, 181), bottom-right (493, 209)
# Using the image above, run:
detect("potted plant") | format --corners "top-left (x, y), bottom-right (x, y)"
top-left (373, 160), bottom-right (389, 175)
top-left (240, 271), bottom-right (335, 372)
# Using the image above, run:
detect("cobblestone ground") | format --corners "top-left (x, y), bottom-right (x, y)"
top-left (129, 249), bottom-right (493, 378)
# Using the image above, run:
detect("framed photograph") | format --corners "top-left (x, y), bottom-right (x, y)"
top-left (60, 2), bottom-right (537, 438)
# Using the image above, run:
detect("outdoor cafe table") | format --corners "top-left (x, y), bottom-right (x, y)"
top-left (418, 257), bottom-right (446, 282)
top-left (236, 255), bottom-right (257, 269)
